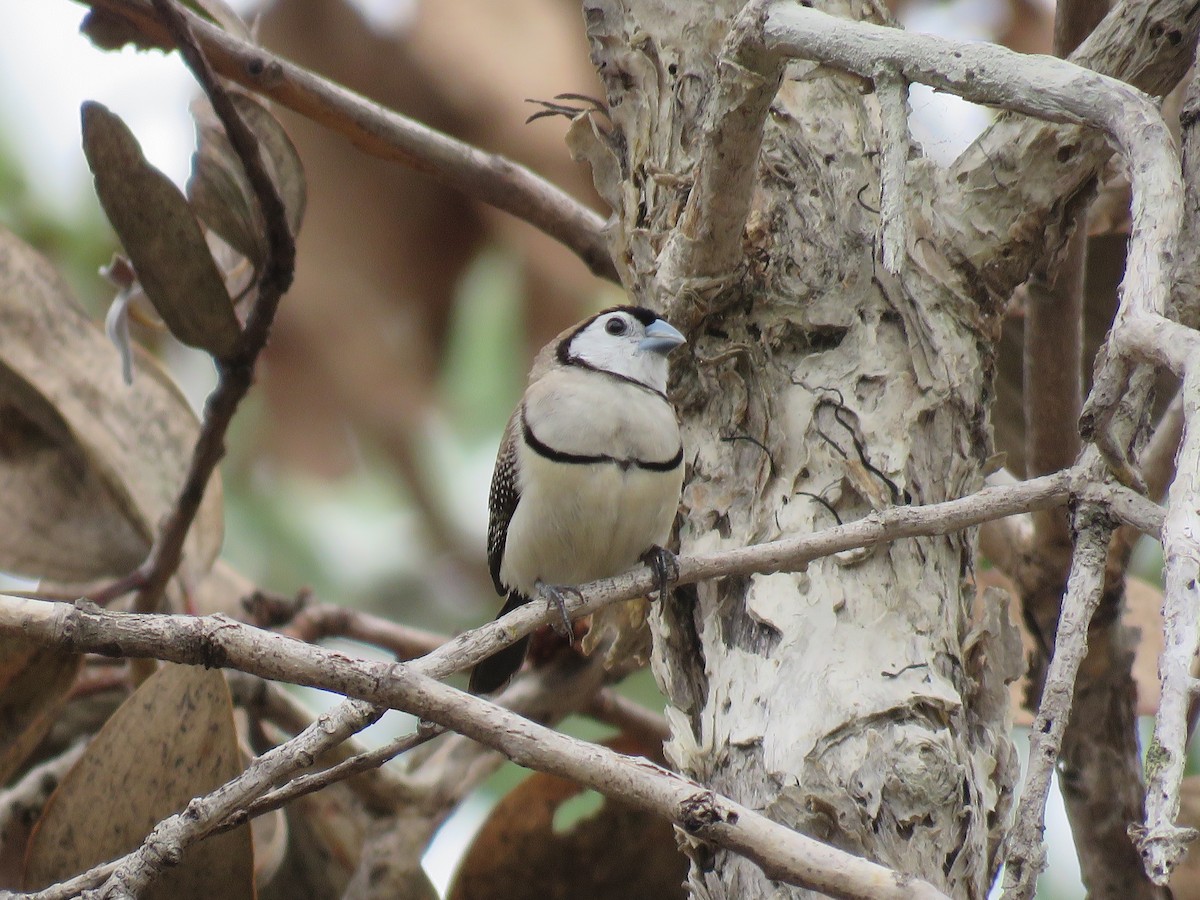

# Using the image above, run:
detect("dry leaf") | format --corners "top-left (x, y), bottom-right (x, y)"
top-left (23, 664), bottom-right (253, 899)
top-left (257, 777), bottom-right (368, 900)
top-left (189, 92), bottom-right (307, 269)
top-left (448, 736), bottom-right (686, 900)
top-left (80, 9), bottom-right (160, 52)
top-left (82, 101), bottom-right (241, 358)
top-left (0, 635), bottom-right (81, 785)
top-left (0, 225), bottom-right (223, 585)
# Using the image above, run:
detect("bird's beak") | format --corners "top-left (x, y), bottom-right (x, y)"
top-left (639, 319), bottom-right (687, 354)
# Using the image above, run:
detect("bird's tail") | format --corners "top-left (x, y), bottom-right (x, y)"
top-left (468, 592), bottom-right (530, 695)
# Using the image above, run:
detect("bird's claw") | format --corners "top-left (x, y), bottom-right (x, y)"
top-left (641, 545), bottom-right (679, 603)
top-left (536, 581), bottom-right (580, 641)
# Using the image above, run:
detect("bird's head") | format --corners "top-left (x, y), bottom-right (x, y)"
top-left (558, 306), bottom-right (686, 393)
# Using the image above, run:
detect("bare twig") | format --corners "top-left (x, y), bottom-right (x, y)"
top-left (1142, 393), bottom-right (1186, 503)
top-left (2, 470), bottom-right (1154, 689)
top-left (587, 689), bottom-right (671, 745)
top-left (1001, 503), bottom-right (1116, 899)
top-left (1134, 364), bottom-right (1200, 882)
top-left (3, 600), bottom-right (948, 900)
top-left (243, 587), bottom-right (444, 656)
top-left (0, 740), bottom-right (88, 841)
top-left (74, 0), bottom-right (617, 282)
top-left (233, 726), bottom-right (433, 821)
top-left (99, 698), bottom-right (381, 898)
top-left (116, 0), bottom-right (296, 615)
top-left (225, 671), bottom-right (407, 808)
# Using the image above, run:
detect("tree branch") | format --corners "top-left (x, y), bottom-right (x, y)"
top-left (656, 0), bottom-right (783, 295)
top-left (945, 0), bottom-right (1199, 305)
top-left (875, 69), bottom-right (910, 275)
top-left (75, 0), bottom-right (617, 282)
top-left (103, 0), bottom-right (297, 615)
top-left (3, 597), bottom-right (948, 900)
top-left (1134, 362), bottom-right (1200, 882)
top-left (1001, 503), bottom-right (1116, 900)
top-left (0, 465), bottom-right (1164, 896)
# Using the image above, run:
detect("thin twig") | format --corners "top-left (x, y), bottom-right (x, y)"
top-left (587, 689), bottom-right (671, 745)
top-left (1001, 503), bottom-right (1116, 899)
top-left (1134, 364), bottom-right (1200, 881)
top-left (0, 470), bottom-right (1155, 692)
top-left (122, 0), bottom-right (296, 615)
top-left (225, 671), bottom-right (407, 808)
top-left (3, 600), bottom-right (949, 900)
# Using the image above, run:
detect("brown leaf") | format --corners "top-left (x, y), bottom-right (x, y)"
top-left (23, 664), bottom-right (253, 899)
top-left (230, 92), bottom-right (307, 239)
top-left (82, 101), bottom-right (241, 358)
top-left (80, 9), bottom-right (160, 52)
top-left (0, 635), bottom-right (81, 785)
top-left (188, 92), bottom-right (307, 269)
top-left (188, 117), bottom-right (263, 266)
top-left (258, 777), bottom-right (367, 900)
top-left (448, 735), bottom-right (687, 900)
top-left (0, 225), bottom-right (223, 584)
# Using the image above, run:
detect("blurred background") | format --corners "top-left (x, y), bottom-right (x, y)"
top-left (0, 0), bottom-right (1112, 895)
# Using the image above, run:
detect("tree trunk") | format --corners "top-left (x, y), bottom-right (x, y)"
top-left (578, 1), bottom-right (1020, 896)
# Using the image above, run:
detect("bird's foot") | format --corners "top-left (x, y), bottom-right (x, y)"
top-left (535, 581), bottom-right (580, 641)
top-left (641, 545), bottom-right (679, 603)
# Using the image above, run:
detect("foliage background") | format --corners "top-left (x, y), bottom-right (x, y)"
top-left (0, 0), bottom-right (1145, 895)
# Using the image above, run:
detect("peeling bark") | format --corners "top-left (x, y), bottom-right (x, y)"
top-left (572, 0), bottom-right (1200, 896)
top-left (581, 2), bottom-right (1017, 896)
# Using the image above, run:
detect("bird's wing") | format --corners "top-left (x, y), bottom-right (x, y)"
top-left (487, 406), bottom-right (522, 594)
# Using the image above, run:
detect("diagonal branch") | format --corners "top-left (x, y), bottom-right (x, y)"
top-left (1001, 501), bottom-right (1116, 900)
top-left (4, 596), bottom-right (948, 900)
top-left (1133, 361), bottom-right (1200, 882)
top-left (656, 0), bottom-right (783, 294)
top-left (90, 0), bottom-right (298, 617)
top-left (0, 467), bottom-right (1163, 897)
top-left (944, 0), bottom-right (1199, 306)
top-left (74, 0), bottom-right (617, 282)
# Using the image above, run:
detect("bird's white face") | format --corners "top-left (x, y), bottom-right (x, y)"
top-left (564, 308), bottom-right (686, 393)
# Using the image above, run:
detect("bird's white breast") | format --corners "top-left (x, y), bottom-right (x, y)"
top-left (522, 367), bottom-right (680, 463)
top-left (500, 370), bottom-right (683, 594)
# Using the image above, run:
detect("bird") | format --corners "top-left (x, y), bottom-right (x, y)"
top-left (469, 305), bottom-right (687, 694)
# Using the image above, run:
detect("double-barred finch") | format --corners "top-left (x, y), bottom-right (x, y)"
top-left (469, 306), bottom-right (687, 694)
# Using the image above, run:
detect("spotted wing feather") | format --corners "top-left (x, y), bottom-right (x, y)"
top-left (486, 408), bottom-right (522, 595)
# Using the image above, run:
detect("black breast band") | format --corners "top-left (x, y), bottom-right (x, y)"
top-left (521, 413), bottom-right (682, 472)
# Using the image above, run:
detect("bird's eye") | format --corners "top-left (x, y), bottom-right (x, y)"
top-left (605, 317), bottom-right (628, 336)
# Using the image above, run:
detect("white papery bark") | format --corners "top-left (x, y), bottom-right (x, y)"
top-left (578, 2), bottom-right (1019, 896)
